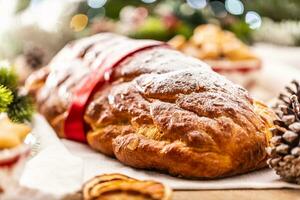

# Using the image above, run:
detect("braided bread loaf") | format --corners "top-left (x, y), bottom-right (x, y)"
top-left (26, 33), bottom-right (275, 178)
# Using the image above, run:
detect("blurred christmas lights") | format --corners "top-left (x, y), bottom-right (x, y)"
top-left (180, 3), bottom-right (196, 16)
top-left (245, 11), bottom-right (262, 29)
top-left (87, 0), bottom-right (107, 9)
top-left (225, 0), bottom-right (244, 15)
top-left (141, 0), bottom-right (157, 3)
top-left (210, 1), bottom-right (227, 18)
top-left (187, 0), bottom-right (207, 9)
top-left (70, 14), bottom-right (88, 32)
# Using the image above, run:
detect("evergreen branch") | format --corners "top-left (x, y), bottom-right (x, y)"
top-left (0, 67), bottom-right (34, 123)
top-left (7, 94), bottom-right (34, 123)
top-left (0, 67), bottom-right (18, 91)
top-left (0, 85), bottom-right (13, 113)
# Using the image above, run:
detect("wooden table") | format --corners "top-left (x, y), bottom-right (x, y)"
top-left (173, 189), bottom-right (300, 200)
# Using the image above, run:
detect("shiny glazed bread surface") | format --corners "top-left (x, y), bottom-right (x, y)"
top-left (26, 33), bottom-right (274, 178)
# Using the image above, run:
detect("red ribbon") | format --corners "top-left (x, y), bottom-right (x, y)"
top-left (64, 39), bottom-right (165, 142)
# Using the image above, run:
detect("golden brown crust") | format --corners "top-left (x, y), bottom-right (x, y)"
top-left (25, 33), bottom-right (275, 178)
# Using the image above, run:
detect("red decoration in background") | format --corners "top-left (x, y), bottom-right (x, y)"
top-left (64, 39), bottom-right (166, 143)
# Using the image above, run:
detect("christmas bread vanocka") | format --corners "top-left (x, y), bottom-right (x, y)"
top-left (25, 33), bottom-right (275, 179)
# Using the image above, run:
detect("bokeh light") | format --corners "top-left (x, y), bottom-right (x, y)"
top-left (87, 0), bottom-right (107, 9)
top-left (141, 0), bottom-right (157, 3)
top-left (180, 3), bottom-right (196, 16)
top-left (70, 14), bottom-right (89, 32)
top-left (210, 1), bottom-right (227, 18)
top-left (245, 11), bottom-right (262, 29)
top-left (87, 7), bottom-right (105, 19)
top-left (225, 0), bottom-right (244, 15)
top-left (187, 0), bottom-right (207, 9)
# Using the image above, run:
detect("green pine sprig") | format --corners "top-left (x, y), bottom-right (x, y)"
top-left (7, 94), bottom-right (34, 123)
top-left (0, 67), bottom-right (34, 123)
top-left (0, 67), bottom-right (18, 91)
top-left (0, 85), bottom-right (13, 113)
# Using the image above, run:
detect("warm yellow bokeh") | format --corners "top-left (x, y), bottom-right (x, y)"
top-left (70, 14), bottom-right (89, 32)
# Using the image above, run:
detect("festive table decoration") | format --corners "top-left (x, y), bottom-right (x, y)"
top-left (0, 66), bottom-right (34, 198)
top-left (0, 67), bottom-right (33, 123)
top-left (0, 66), bottom-right (34, 150)
top-left (267, 80), bottom-right (300, 184)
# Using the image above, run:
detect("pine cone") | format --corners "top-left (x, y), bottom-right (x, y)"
top-left (267, 80), bottom-right (300, 184)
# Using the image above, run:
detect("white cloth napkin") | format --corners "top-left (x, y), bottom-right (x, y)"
top-left (19, 114), bottom-right (300, 198)
top-left (20, 115), bottom-right (83, 198)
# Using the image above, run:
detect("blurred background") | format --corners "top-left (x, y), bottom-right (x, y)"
top-left (0, 0), bottom-right (300, 101)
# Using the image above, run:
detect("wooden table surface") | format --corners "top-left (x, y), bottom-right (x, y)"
top-left (173, 189), bottom-right (300, 200)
